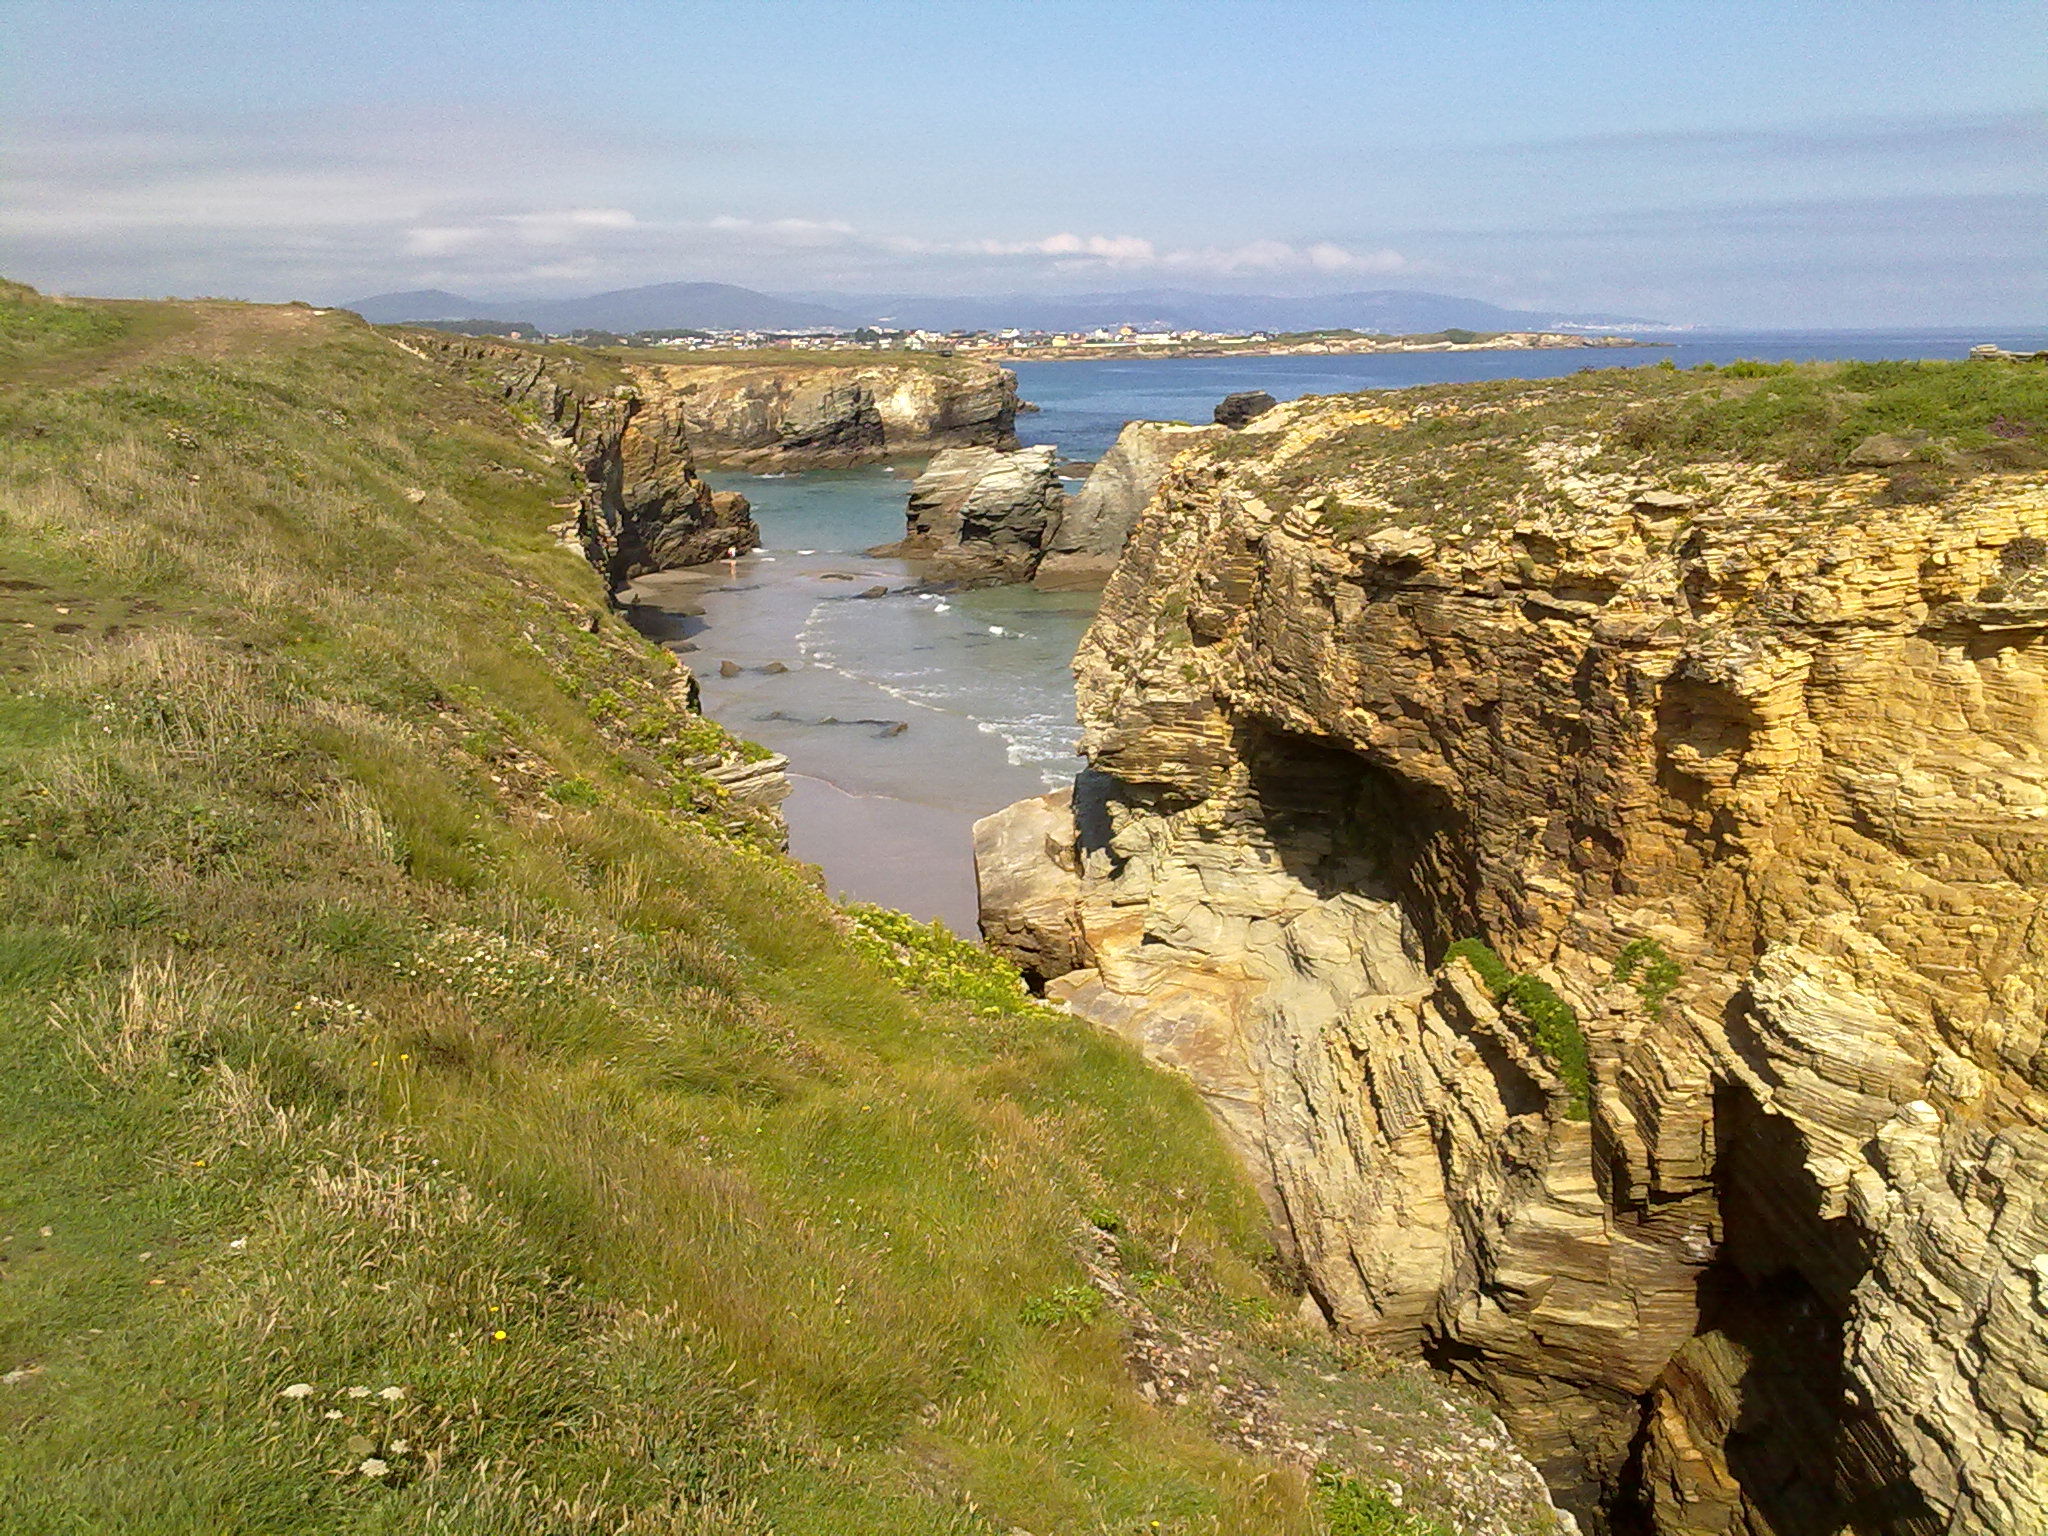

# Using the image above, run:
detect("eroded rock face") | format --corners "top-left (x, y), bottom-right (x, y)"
top-left (876, 445), bottom-right (1064, 582)
top-left (1035, 421), bottom-right (1227, 590)
top-left (979, 385), bottom-right (2048, 1533)
top-left (399, 333), bottom-right (757, 586)
top-left (628, 358), bottom-right (1019, 470)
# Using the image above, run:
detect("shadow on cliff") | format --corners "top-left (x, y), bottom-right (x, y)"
top-left (1615, 1074), bottom-right (1942, 1535)
top-left (1233, 720), bottom-right (1477, 957)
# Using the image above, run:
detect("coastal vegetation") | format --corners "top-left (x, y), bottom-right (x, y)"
top-left (1611, 938), bottom-right (1682, 1016)
top-left (1217, 355), bottom-right (2048, 528)
top-left (0, 283), bottom-right (1543, 1534)
top-left (1442, 942), bottom-right (1591, 1120)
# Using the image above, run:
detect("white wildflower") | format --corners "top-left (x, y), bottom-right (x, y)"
top-left (378, 1385), bottom-right (406, 1401)
top-left (228, 1237), bottom-right (247, 1250)
top-left (279, 1383), bottom-right (315, 1399)
top-left (346, 1386), bottom-right (372, 1399)
top-left (359, 1458), bottom-right (389, 1477)
top-left (389, 1438), bottom-right (410, 1453)
top-left (324, 1410), bottom-right (344, 1420)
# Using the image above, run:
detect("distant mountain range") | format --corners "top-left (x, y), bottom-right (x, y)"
top-left (343, 282), bottom-right (852, 333)
top-left (343, 281), bottom-right (1664, 335)
top-left (792, 288), bottom-right (1663, 335)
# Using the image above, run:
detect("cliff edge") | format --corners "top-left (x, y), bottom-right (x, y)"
top-left (979, 360), bottom-right (2048, 1533)
top-left (398, 331), bottom-right (758, 586)
top-left (626, 354), bottom-right (1019, 470)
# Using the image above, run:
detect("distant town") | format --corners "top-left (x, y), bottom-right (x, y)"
top-left (406, 317), bottom-right (1654, 359)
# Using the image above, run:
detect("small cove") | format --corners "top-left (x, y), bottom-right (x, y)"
top-left (624, 466), bottom-right (1092, 934)
top-left (628, 334), bottom-right (2048, 933)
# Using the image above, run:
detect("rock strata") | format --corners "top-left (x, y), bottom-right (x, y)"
top-left (978, 377), bottom-right (2048, 1533)
top-left (399, 333), bottom-right (757, 587)
top-left (627, 358), bottom-right (1020, 470)
top-left (1035, 421), bottom-right (1228, 589)
top-left (875, 445), bottom-right (1065, 582)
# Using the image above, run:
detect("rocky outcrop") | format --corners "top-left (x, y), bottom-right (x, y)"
top-left (399, 332), bottom-right (757, 587)
top-left (874, 445), bottom-right (1064, 582)
top-left (627, 358), bottom-right (1019, 470)
top-left (1035, 421), bottom-right (1226, 589)
top-left (978, 377), bottom-right (2048, 1533)
top-left (1214, 390), bottom-right (1278, 428)
top-left (879, 409), bottom-right (1240, 590)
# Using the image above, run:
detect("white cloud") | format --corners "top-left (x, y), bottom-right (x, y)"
top-left (0, 106), bottom-right (1418, 300)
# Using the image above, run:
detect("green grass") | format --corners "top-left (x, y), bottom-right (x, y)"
top-left (1215, 356), bottom-right (2048, 531)
top-left (0, 287), bottom-right (1514, 1534)
top-left (0, 280), bottom-right (131, 364)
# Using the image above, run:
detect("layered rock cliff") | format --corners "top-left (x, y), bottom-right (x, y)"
top-left (399, 332), bottom-right (758, 586)
top-left (1036, 420), bottom-right (1226, 589)
top-left (977, 363), bottom-right (2048, 1533)
top-left (627, 356), bottom-right (1020, 470)
top-left (874, 444), bottom-right (1065, 582)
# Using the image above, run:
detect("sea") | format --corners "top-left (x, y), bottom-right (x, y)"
top-left (626, 331), bottom-right (2048, 932)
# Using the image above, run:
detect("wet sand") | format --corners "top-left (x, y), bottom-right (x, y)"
top-left (624, 549), bottom-right (1077, 937)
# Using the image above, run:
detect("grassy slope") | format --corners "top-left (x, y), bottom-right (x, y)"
top-left (0, 288), bottom-right (1502, 1535)
top-left (384, 326), bottom-right (998, 378)
top-left (1214, 354), bottom-right (2048, 527)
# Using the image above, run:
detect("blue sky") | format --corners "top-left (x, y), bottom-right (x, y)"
top-left (3, 0), bottom-right (2042, 325)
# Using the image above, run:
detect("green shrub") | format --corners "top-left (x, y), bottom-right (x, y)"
top-left (1443, 939), bottom-right (1590, 1119)
top-left (1717, 359), bottom-right (1796, 378)
top-left (1018, 1284), bottom-right (1102, 1328)
top-left (1613, 937), bottom-right (1682, 1014)
top-left (843, 902), bottom-right (1034, 1015)
top-left (1442, 937), bottom-right (1511, 993)
top-left (1315, 1468), bottom-right (1455, 1536)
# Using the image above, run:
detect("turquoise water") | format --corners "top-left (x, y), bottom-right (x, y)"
top-left (625, 466), bottom-right (1093, 932)
top-left (636, 335), bottom-right (2048, 929)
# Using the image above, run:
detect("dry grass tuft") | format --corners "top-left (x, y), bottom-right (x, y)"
top-left (52, 952), bottom-right (240, 1084)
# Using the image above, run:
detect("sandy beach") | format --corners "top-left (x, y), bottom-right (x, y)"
top-left (623, 499), bottom-right (1089, 935)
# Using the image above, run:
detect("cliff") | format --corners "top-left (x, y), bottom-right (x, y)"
top-left (1036, 420), bottom-right (1227, 588)
top-left (873, 444), bottom-right (1065, 582)
top-left (978, 360), bottom-right (2048, 1533)
top-left (398, 331), bottom-right (758, 586)
top-left (624, 353), bottom-right (1020, 470)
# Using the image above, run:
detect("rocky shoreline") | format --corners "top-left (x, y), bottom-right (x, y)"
top-left (974, 367), bottom-right (2048, 1533)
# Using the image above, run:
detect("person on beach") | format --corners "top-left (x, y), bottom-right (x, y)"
top-left (725, 545), bottom-right (738, 577)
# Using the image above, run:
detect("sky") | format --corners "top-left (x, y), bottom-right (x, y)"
top-left (2, 0), bottom-right (2043, 327)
